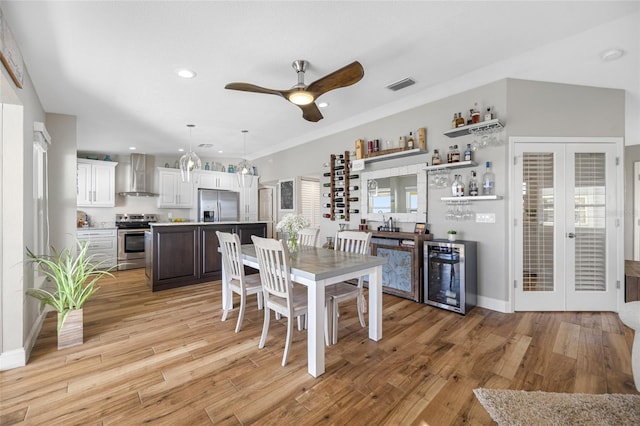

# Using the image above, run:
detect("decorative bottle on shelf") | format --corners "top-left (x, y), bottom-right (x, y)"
top-left (472, 102), bottom-right (480, 124)
top-left (407, 132), bottom-right (415, 149)
top-left (432, 149), bottom-right (442, 165)
top-left (456, 112), bottom-right (465, 128)
top-left (451, 175), bottom-right (464, 197)
top-left (464, 144), bottom-right (472, 162)
top-left (398, 136), bottom-right (406, 149)
top-left (482, 161), bottom-right (495, 195)
top-left (447, 146), bottom-right (454, 163)
top-left (205, 162), bottom-right (210, 170)
top-left (451, 113), bottom-right (458, 129)
top-left (468, 171), bottom-right (479, 196)
top-left (451, 145), bottom-right (460, 163)
top-left (484, 107), bottom-right (493, 121)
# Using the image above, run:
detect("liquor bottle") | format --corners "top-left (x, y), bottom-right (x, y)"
top-left (447, 146), bottom-right (454, 163)
top-left (482, 161), bottom-right (495, 195)
top-left (456, 112), bottom-right (465, 127)
top-left (484, 107), bottom-right (493, 121)
top-left (398, 136), bottom-right (406, 149)
top-left (432, 149), bottom-right (442, 165)
top-left (451, 175), bottom-right (464, 197)
top-left (464, 144), bottom-right (472, 162)
top-left (468, 170), bottom-right (479, 196)
top-left (407, 132), bottom-right (415, 149)
top-left (451, 113), bottom-right (458, 129)
top-left (467, 109), bottom-right (473, 125)
top-left (471, 102), bottom-right (480, 124)
top-left (348, 197), bottom-right (359, 202)
top-left (451, 145), bottom-right (460, 163)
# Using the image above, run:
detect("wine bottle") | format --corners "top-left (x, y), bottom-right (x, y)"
top-left (322, 182), bottom-right (331, 187)
top-left (334, 197), bottom-right (344, 203)
top-left (336, 203), bottom-right (346, 208)
top-left (348, 185), bottom-right (359, 191)
top-left (334, 187), bottom-right (344, 192)
top-left (323, 172), bottom-right (331, 177)
top-left (348, 209), bottom-right (360, 214)
top-left (349, 174), bottom-right (359, 179)
top-left (323, 213), bottom-right (331, 218)
top-left (348, 197), bottom-right (359, 202)
top-left (322, 203), bottom-right (331, 208)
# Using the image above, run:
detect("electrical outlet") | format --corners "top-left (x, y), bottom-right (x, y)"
top-left (476, 213), bottom-right (496, 223)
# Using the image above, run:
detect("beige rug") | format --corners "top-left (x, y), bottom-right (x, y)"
top-left (474, 388), bottom-right (640, 425)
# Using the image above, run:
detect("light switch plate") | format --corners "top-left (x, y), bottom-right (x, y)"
top-left (476, 213), bottom-right (496, 223)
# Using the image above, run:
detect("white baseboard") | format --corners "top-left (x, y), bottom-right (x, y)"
top-left (0, 310), bottom-right (47, 371)
top-left (0, 347), bottom-right (26, 370)
top-left (477, 295), bottom-right (511, 313)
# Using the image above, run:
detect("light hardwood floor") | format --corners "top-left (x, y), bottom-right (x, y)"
top-left (1, 269), bottom-right (637, 425)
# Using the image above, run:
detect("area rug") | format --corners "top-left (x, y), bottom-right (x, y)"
top-left (473, 388), bottom-right (640, 426)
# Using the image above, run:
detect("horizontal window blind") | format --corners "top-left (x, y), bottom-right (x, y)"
top-left (300, 179), bottom-right (320, 230)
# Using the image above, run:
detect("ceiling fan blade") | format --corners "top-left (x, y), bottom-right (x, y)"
top-left (224, 82), bottom-right (286, 98)
top-left (299, 102), bottom-right (323, 122)
top-left (306, 61), bottom-right (364, 98)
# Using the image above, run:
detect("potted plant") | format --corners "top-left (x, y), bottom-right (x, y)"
top-left (26, 240), bottom-right (114, 349)
top-left (447, 230), bottom-right (457, 242)
top-left (276, 213), bottom-right (309, 253)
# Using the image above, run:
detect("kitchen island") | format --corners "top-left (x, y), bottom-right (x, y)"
top-left (145, 222), bottom-right (267, 291)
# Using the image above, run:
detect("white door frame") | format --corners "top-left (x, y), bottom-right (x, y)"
top-left (508, 136), bottom-right (624, 312)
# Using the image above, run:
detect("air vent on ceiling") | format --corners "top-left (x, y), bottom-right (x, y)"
top-left (198, 143), bottom-right (214, 148)
top-left (386, 77), bottom-right (416, 92)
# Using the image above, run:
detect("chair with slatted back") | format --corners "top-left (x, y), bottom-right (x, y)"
top-left (297, 228), bottom-right (319, 247)
top-left (217, 231), bottom-right (263, 333)
top-left (252, 235), bottom-right (308, 366)
top-left (326, 230), bottom-right (372, 345)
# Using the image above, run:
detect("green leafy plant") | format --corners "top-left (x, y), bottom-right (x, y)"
top-left (447, 230), bottom-right (457, 235)
top-left (26, 240), bottom-right (114, 331)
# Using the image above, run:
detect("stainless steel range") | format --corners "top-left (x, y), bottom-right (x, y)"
top-left (116, 213), bottom-right (157, 270)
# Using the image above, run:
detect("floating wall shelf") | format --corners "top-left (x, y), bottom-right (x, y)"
top-left (443, 119), bottom-right (505, 138)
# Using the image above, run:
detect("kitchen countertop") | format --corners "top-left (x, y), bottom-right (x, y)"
top-left (151, 221), bottom-right (268, 227)
top-left (77, 226), bottom-right (117, 231)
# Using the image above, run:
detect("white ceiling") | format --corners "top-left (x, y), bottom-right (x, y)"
top-left (2, 1), bottom-right (638, 160)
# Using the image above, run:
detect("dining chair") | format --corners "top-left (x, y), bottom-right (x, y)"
top-left (297, 228), bottom-right (319, 247)
top-left (217, 231), bottom-right (263, 333)
top-left (326, 230), bottom-right (372, 345)
top-left (252, 235), bottom-right (308, 366)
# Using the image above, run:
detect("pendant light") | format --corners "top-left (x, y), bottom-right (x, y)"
top-left (179, 124), bottom-right (201, 182)
top-left (237, 130), bottom-right (254, 188)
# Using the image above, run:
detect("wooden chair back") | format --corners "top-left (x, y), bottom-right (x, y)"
top-left (217, 231), bottom-right (244, 281)
top-left (251, 236), bottom-right (292, 301)
top-left (297, 228), bottom-right (319, 247)
top-left (334, 231), bottom-right (371, 255)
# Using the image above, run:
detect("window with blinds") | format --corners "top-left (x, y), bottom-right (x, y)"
top-left (574, 152), bottom-right (606, 292)
top-left (522, 152), bottom-right (555, 292)
top-left (299, 179), bottom-right (320, 229)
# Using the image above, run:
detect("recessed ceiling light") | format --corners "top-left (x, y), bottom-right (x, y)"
top-left (600, 49), bottom-right (624, 62)
top-left (178, 148), bottom-right (184, 152)
top-left (176, 68), bottom-right (197, 79)
top-left (318, 102), bottom-right (329, 108)
top-left (129, 146), bottom-right (136, 150)
top-left (218, 150), bottom-right (224, 154)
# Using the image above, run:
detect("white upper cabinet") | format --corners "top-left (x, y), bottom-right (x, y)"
top-left (194, 170), bottom-right (235, 191)
top-left (156, 168), bottom-right (194, 208)
top-left (77, 158), bottom-right (118, 207)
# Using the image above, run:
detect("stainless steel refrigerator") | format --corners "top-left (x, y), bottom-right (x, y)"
top-left (197, 189), bottom-right (239, 222)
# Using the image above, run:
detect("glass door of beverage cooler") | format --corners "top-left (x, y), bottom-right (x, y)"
top-left (424, 240), bottom-right (476, 314)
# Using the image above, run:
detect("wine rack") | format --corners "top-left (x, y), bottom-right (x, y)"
top-left (324, 150), bottom-right (359, 222)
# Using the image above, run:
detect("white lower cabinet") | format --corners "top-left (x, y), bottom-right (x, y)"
top-left (76, 228), bottom-right (117, 269)
top-left (157, 168), bottom-right (194, 208)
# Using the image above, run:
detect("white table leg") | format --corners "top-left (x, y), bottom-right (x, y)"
top-left (307, 280), bottom-right (325, 377)
top-left (368, 265), bottom-right (383, 341)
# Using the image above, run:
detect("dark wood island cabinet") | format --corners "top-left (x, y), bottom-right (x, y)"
top-left (145, 222), bottom-right (267, 291)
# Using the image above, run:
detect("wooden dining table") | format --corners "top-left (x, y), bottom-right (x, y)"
top-left (221, 244), bottom-right (387, 377)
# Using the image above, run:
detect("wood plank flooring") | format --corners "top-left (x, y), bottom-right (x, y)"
top-left (1, 269), bottom-right (637, 425)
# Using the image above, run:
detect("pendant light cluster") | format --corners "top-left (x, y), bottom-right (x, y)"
top-left (180, 124), bottom-right (201, 182)
top-left (237, 130), bottom-right (255, 188)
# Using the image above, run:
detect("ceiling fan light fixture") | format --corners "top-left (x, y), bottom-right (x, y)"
top-left (176, 68), bottom-right (197, 79)
top-left (288, 90), bottom-right (315, 105)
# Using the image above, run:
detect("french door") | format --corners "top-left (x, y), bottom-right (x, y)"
top-left (513, 140), bottom-right (619, 311)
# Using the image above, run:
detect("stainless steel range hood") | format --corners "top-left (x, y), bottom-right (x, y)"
top-left (118, 153), bottom-right (159, 197)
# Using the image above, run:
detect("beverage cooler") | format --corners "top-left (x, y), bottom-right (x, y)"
top-left (424, 240), bottom-right (477, 315)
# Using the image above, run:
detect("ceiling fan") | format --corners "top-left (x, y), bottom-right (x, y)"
top-left (225, 60), bottom-right (364, 122)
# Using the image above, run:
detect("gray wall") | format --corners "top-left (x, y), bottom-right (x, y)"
top-left (625, 145), bottom-right (640, 259)
top-left (254, 78), bottom-right (625, 309)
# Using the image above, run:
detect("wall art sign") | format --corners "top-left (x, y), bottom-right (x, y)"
top-left (0, 8), bottom-right (24, 89)
top-left (279, 179), bottom-right (295, 211)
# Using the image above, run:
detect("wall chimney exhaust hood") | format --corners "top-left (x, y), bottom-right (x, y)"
top-left (118, 153), bottom-right (159, 197)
